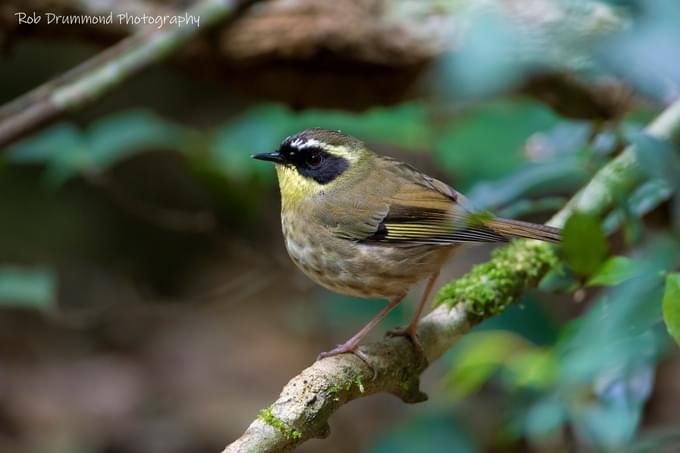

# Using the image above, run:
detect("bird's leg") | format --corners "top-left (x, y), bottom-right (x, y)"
top-left (317, 295), bottom-right (404, 365)
top-left (387, 271), bottom-right (439, 356)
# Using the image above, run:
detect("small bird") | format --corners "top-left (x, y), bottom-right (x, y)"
top-left (253, 128), bottom-right (560, 363)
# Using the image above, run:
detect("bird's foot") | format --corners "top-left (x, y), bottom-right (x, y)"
top-left (386, 326), bottom-right (427, 368)
top-left (317, 344), bottom-right (376, 379)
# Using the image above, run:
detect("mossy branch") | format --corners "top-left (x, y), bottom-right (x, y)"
top-left (437, 99), bottom-right (680, 309)
top-left (433, 241), bottom-right (559, 314)
top-left (224, 98), bottom-right (680, 452)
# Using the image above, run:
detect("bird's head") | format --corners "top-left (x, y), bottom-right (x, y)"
top-left (252, 128), bottom-right (371, 201)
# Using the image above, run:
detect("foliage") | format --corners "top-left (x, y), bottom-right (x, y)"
top-left (5, 111), bottom-right (190, 187)
top-left (3, 100), bottom-right (592, 202)
top-left (371, 411), bottom-right (476, 453)
top-left (587, 256), bottom-right (638, 286)
top-left (662, 273), bottom-right (680, 346)
top-left (444, 237), bottom-right (679, 451)
top-left (2, 84), bottom-right (678, 453)
top-left (2, 1), bottom-right (680, 452)
top-left (0, 266), bottom-right (55, 309)
top-left (561, 212), bottom-right (609, 276)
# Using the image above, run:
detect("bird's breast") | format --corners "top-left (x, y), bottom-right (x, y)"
top-left (281, 211), bottom-right (453, 299)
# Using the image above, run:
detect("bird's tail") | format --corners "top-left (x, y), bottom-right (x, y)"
top-left (485, 218), bottom-right (561, 243)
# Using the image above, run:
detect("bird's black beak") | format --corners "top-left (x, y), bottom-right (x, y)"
top-left (251, 151), bottom-right (284, 164)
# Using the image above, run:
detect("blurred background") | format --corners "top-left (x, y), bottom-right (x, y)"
top-left (1, 0), bottom-right (680, 451)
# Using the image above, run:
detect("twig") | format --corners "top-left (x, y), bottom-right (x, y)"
top-left (0, 0), bottom-right (255, 149)
top-left (223, 98), bottom-right (680, 452)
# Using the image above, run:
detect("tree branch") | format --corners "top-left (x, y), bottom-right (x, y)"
top-left (223, 98), bottom-right (680, 452)
top-left (0, 0), bottom-right (256, 149)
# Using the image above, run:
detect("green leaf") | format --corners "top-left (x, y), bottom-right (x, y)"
top-left (212, 105), bottom-right (293, 181)
top-left (662, 273), bottom-right (680, 346)
top-left (587, 256), bottom-right (638, 287)
top-left (0, 266), bottom-right (56, 309)
top-left (570, 363), bottom-right (654, 450)
top-left (88, 110), bottom-right (188, 167)
top-left (5, 124), bottom-right (81, 163)
top-left (629, 131), bottom-right (680, 189)
top-left (372, 412), bottom-right (476, 453)
top-left (506, 348), bottom-right (556, 389)
top-left (5, 111), bottom-right (191, 186)
top-left (562, 212), bottom-right (608, 276)
top-left (446, 331), bottom-right (529, 397)
top-left (468, 157), bottom-right (586, 210)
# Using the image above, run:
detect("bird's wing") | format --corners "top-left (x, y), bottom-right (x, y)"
top-left (323, 156), bottom-right (508, 246)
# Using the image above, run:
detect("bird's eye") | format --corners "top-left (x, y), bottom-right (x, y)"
top-left (306, 152), bottom-right (323, 169)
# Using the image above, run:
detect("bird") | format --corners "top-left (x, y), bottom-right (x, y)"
top-left (253, 128), bottom-right (560, 364)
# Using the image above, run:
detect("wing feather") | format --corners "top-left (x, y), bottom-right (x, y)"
top-left (321, 154), bottom-right (558, 246)
top-left (351, 157), bottom-right (508, 246)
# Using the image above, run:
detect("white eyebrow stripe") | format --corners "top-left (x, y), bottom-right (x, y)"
top-left (286, 136), bottom-right (359, 163)
top-left (290, 137), bottom-right (323, 149)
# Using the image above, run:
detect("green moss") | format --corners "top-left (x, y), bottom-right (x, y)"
top-left (328, 375), bottom-right (365, 401)
top-left (258, 406), bottom-right (302, 440)
top-left (434, 240), bottom-right (558, 317)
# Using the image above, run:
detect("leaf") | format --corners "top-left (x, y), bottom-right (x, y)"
top-left (468, 156), bottom-right (586, 210)
top-left (506, 348), bottom-right (556, 389)
top-left (662, 273), bottom-right (680, 346)
top-left (0, 266), bottom-right (56, 310)
top-left (587, 256), bottom-right (638, 287)
top-left (446, 331), bottom-right (529, 397)
top-left (570, 362), bottom-right (655, 450)
top-left (88, 110), bottom-right (188, 167)
top-left (603, 180), bottom-right (673, 244)
top-left (629, 131), bottom-right (680, 189)
top-left (627, 179), bottom-right (675, 218)
top-left (4, 111), bottom-right (191, 186)
top-left (558, 237), bottom-right (677, 383)
top-left (561, 212), bottom-right (608, 276)
top-left (372, 412), bottom-right (476, 453)
top-left (212, 105), bottom-right (293, 181)
top-left (5, 124), bottom-right (81, 163)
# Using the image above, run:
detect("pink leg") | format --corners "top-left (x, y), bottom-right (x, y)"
top-left (317, 295), bottom-right (404, 361)
top-left (406, 271), bottom-right (439, 336)
top-left (388, 271), bottom-right (439, 343)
